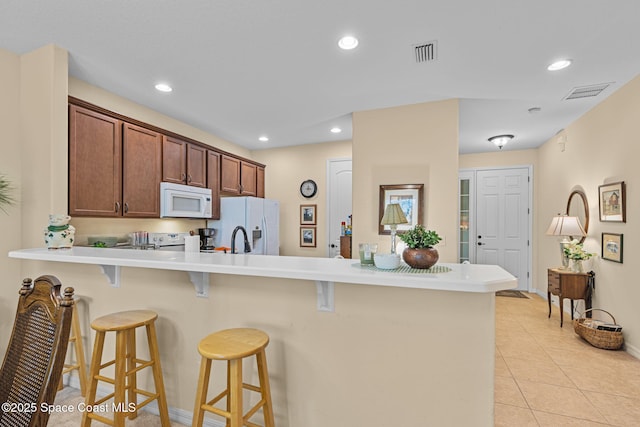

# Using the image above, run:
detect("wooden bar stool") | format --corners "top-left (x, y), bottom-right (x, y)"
top-left (59, 302), bottom-right (88, 395)
top-left (82, 310), bottom-right (170, 427)
top-left (192, 328), bottom-right (275, 427)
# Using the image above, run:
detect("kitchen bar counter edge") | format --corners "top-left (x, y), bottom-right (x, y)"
top-left (8, 247), bottom-right (517, 305)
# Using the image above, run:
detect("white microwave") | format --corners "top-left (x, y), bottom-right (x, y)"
top-left (160, 182), bottom-right (212, 218)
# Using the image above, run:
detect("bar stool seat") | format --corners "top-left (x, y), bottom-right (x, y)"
top-left (193, 328), bottom-right (275, 427)
top-left (82, 310), bottom-right (170, 427)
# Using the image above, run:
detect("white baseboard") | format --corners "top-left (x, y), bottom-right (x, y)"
top-left (62, 374), bottom-right (226, 427)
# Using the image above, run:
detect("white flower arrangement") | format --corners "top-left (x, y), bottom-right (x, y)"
top-left (563, 239), bottom-right (595, 261)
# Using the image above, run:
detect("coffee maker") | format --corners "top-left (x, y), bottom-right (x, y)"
top-left (198, 228), bottom-right (216, 251)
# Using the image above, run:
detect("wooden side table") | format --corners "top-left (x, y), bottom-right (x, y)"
top-left (547, 268), bottom-right (594, 327)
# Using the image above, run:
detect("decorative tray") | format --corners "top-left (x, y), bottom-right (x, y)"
top-left (352, 263), bottom-right (452, 274)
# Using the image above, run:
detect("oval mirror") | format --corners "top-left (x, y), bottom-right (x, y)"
top-left (565, 190), bottom-right (589, 243)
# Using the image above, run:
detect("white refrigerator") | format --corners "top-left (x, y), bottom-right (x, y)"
top-left (207, 197), bottom-right (280, 255)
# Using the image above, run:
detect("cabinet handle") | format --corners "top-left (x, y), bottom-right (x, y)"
top-left (239, 184), bottom-right (243, 193)
top-left (181, 173), bottom-right (186, 182)
top-left (477, 242), bottom-right (486, 246)
top-left (115, 202), bottom-right (120, 213)
top-left (187, 174), bottom-right (192, 183)
top-left (124, 202), bottom-right (129, 214)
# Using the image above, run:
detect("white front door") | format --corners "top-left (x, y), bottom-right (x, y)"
top-left (476, 168), bottom-right (530, 290)
top-left (327, 159), bottom-right (352, 258)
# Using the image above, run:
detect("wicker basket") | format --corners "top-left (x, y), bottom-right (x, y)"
top-left (574, 309), bottom-right (624, 350)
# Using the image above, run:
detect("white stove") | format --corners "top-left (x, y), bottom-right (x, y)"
top-left (147, 232), bottom-right (190, 251)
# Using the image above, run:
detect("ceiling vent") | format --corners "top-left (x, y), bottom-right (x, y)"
top-left (414, 41), bottom-right (437, 63)
top-left (564, 83), bottom-right (612, 100)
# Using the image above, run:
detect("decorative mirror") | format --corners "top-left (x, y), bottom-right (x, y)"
top-left (565, 190), bottom-right (589, 243)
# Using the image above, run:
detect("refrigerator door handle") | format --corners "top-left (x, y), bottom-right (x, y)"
top-left (262, 215), bottom-right (268, 255)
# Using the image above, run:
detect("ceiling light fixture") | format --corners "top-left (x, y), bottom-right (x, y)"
top-left (258, 136), bottom-right (269, 142)
top-left (338, 35), bottom-right (359, 50)
top-left (330, 127), bottom-right (342, 134)
top-left (154, 83), bottom-right (173, 92)
top-left (547, 59), bottom-right (572, 71)
top-left (488, 134), bottom-right (514, 150)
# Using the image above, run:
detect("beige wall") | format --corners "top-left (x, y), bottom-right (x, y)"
top-left (537, 75), bottom-right (640, 356)
top-left (251, 140), bottom-right (351, 256)
top-left (352, 100), bottom-right (459, 262)
top-left (0, 48), bottom-right (22, 349)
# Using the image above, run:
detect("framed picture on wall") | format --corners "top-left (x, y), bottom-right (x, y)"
top-left (602, 232), bottom-right (623, 263)
top-left (378, 184), bottom-right (424, 235)
top-left (300, 227), bottom-right (316, 247)
top-left (300, 204), bottom-right (317, 225)
top-left (599, 181), bottom-right (626, 222)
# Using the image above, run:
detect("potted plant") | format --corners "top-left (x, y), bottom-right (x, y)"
top-left (399, 224), bottom-right (442, 269)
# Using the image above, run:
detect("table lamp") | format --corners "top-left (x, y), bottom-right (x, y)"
top-left (380, 203), bottom-right (408, 254)
top-left (545, 214), bottom-right (586, 268)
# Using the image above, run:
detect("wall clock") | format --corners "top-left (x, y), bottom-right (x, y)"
top-left (300, 179), bottom-right (318, 198)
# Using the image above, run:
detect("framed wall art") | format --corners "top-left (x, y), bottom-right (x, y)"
top-left (300, 227), bottom-right (316, 247)
top-left (378, 184), bottom-right (424, 235)
top-left (602, 232), bottom-right (623, 263)
top-left (300, 204), bottom-right (317, 225)
top-left (598, 181), bottom-right (626, 222)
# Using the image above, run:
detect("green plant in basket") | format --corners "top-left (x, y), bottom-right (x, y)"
top-left (399, 224), bottom-right (441, 249)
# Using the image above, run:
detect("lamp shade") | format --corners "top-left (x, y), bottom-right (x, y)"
top-left (545, 215), bottom-right (586, 237)
top-left (381, 203), bottom-right (408, 226)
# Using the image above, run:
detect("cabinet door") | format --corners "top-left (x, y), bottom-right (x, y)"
top-left (187, 143), bottom-right (207, 187)
top-left (221, 155), bottom-right (241, 194)
top-left (240, 162), bottom-right (257, 196)
top-left (256, 166), bottom-right (265, 198)
top-left (69, 105), bottom-right (122, 217)
top-left (122, 123), bottom-right (162, 217)
top-left (162, 136), bottom-right (187, 184)
top-left (207, 150), bottom-right (221, 219)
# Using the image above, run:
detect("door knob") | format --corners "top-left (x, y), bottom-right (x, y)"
top-left (329, 243), bottom-right (337, 248)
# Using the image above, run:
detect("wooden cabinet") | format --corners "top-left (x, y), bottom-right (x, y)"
top-left (122, 123), bottom-right (162, 217)
top-left (207, 150), bottom-right (221, 220)
top-left (69, 98), bottom-right (266, 219)
top-left (256, 166), bottom-right (265, 198)
top-left (162, 136), bottom-right (206, 187)
top-left (69, 104), bottom-right (162, 218)
top-left (547, 268), bottom-right (594, 327)
top-left (221, 155), bottom-right (259, 196)
top-left (69, 105), bottom-right (122, 217)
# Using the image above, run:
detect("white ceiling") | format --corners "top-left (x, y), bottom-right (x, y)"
top-left (2, 0), bottom-right (639, 154)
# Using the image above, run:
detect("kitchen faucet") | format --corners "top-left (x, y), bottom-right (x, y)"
top-left (231, 226), bottom-right (251, 254)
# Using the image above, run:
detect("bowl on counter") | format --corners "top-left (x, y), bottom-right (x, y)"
top-left (373, 253), bottom-right (401, 270)
top-left (87, 236), bottom-right (118, 248)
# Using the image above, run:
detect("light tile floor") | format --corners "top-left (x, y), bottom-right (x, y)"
top-left (495, 293), bottom-right (640, 426)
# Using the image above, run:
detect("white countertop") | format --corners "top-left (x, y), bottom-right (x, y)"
top-left (8, 247), bottom-right (516, 293)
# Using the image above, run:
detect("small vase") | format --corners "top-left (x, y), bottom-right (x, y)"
top-left (402, 247), bottom-right (439, 269)
top-left (571, 260), bottom-right (584, 273)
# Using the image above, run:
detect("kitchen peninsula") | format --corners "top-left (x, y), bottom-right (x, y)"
top-left (9, 247), bottom-right (515, 426)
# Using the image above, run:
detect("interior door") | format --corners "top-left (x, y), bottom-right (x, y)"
top-left (327, 159), bottom-right (352, 258)
top-left (476, 168), bottom-right (530, 290)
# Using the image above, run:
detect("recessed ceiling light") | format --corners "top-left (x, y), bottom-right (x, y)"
top-left (258, 136), bottom-right (269, 142)
top-left (547, 59), bottom-right (572, 71)
top-left (154, 83), bottom-right (173, 92)
top-left (330, 127), bottom-right (342, 134)
top-left (338, 35), bottom-right (359, 50)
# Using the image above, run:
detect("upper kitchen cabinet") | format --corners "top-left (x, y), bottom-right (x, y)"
top-left (69, 105), bottom-right (123, 217)
top-left (122, 123), bottom-right (162, 217)
top-left (257, 166), bottom-right (265, 198)
top-left (162, 136), bottom-right (207, 187)
top-left (207, 150), bottom-right (221, 219)
top-left (221, 155), bottom-right (259, 196)
top-left (69, 103), bottom-right (163, 218)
